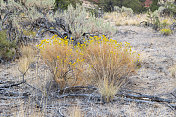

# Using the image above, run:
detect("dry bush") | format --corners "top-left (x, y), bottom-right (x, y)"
top-left (83, 35), bottom-right (138, 84)
top-left (38, 35), bottom-right (87, 89)
top-left (18, 45), bottom-right (37, 75)
top-left (83, 36), bottom-right (139, 101)
top-left (38, 35), bottom-right (139, 97)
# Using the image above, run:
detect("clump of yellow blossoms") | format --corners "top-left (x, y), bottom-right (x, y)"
top-left (37, 35), bottom-right (139, 89)
top-left (160, 28), bottom-right (172, 36)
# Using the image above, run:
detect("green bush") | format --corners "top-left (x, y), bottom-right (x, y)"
top-left (0, 30), bottom-right (16, 61)
top-left (149, 0), bottom-right (159, 12)
top-left (121, 0), bottom-right (146, 13)
top-left (89, 0), bottom-right (146, 13)
top-left (55, 0), bottom-right (81, 10)
top-left (57, 4), bottom-right (115, 39)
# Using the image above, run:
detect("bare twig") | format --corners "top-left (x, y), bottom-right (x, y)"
top-left (116, 93), bottom-right (176, 103)
top-left (0, 80), bottom-right (25, 89)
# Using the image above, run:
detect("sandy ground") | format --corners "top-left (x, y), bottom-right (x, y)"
top-left (0, 26), bottom-right (176, 117)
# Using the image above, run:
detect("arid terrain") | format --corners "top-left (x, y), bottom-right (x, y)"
top-left (0, 25), bottom-right (176, 117)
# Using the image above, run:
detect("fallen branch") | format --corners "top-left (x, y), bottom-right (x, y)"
top-left (117, 97), bottom-right (176, 110)
top-left (116, 93), bottom-right (176, 103)
top-left (0, 80), bottom-right (25, 89)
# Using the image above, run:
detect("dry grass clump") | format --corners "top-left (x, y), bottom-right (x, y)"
top-left (169, 64), bottom-right (176, 78)
top-left (104, 12), bottom-right (175, 27)
top-left (104, 12), bottom-right (147, 26)
top-left (69, 106), bottom-right (83, 117)
top-left (38, 35), bottom-right (139, 99)
top-left (18, 45), bottom-right (37, 75)
top-left (98, 78), bottom-right (119, 102)
top-left (20, 45), bottom-right (37, 59)
top-left (18, 57), bottom-right (31, 75)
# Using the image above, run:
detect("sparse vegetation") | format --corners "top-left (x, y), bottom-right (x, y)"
top-left (0, 0), bottom-right (176, 116)
top-left (0, 30), bottom-right (16, 61)
top-left (58, 4), bottom-right (116, 39)
top-left (104, 12), bottom-right (147, 26)
top-left (98, 77), bottom-right (119, 102)
top-left (160, 28), bottom-right (172, 35)
top-left (37, 35), bottom-right (139, 102)
top-left (18, 45), bottom-right (37, 78)
top-left (169, 64), bottom-right (176, 78)
top-left (69, 105), bottom-right (83, 117)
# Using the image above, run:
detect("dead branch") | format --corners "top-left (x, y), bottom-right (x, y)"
top-left (0, 80), bottom-right (25, 89)
top-left (116, 93), bottom-right (176, 104)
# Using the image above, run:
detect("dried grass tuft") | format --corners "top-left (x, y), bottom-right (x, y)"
top-left (69, 105), bottom-right (83, 117)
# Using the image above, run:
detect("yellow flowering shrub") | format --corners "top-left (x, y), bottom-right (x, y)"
top-left (37, 35), bottom-right (139, 94)
top-left (160, 28), bottom-right (172, 36)
top-left (37, 35), bottom-right (86, 89)
top-left (161, 19), bottom-right (170, 28)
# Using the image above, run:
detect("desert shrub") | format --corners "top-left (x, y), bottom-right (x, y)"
top-left (146, 9), bottom-right (161, 30)
top-left (160, 19), bottom-right (171, 28)
top-left (160, 28), bottom-right (172, 35)
top-left (0, 0), bottom-right (55, 42)
top-left (55, 0), bottom-right (81, 10)
top-left (89, 0), bottom-right (145, 13)
top-left (149, 0), bottom-right (159, 12)
top-left (122, 0), bottom-right (146, 13)
top-left (157, 6), bottom-right (166, 16)
top-left (38, 35), bottom-right (139, 96)
top-left (37, 35), bottom-right (87, 89)
top-left (83, 35), bottom-right (138, 85)
top-left (158, 0), bottom-right (176, 17)
top-left (58, 4), bottom-right (115, 39)
top-left (121, 6), bottom-right (134, 16)
top-left (114, 6), bottom-right (121, 12)
top-left (0, 30), bottom-right (16, 61)
top-left (83, 36), bottom-right (139, 101)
